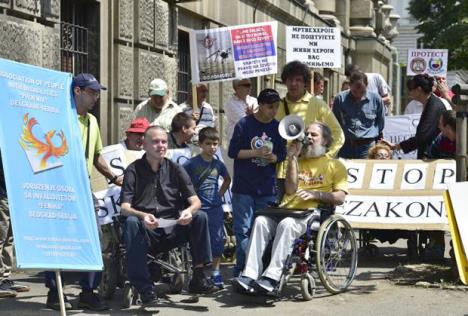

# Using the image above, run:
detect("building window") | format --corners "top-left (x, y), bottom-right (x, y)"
top-left (177, 30), bottom-right (191, 104)
top-left (60, 2), bottom-right (89, 74)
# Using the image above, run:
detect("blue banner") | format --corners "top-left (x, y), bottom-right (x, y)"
top-left (0, 58), bottom-right (103, 270)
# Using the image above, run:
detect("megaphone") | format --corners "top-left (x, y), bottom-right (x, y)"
top-left (278, 114), bottom-right (305, 142)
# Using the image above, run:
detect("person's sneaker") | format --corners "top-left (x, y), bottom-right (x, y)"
top-left (0, 279), bottom-right (16, 298)
top-left (140, 289), bottom-right (158, 307)
top-left (188, 276), bottom-right (218, 294)
top-left (1, 279), bottom-right (30, 292)
top-left (254, 277), bottom-right (278, 293)
top-left (78, 291), bottom-right (109, 311)
top-left (46, 290), bottom-right (72, 311)
top-left (232, 276), bottom-right (255, 294)
top-left (211, 274), bottom-right (224, 289)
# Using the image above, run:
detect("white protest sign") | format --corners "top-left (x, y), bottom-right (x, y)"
top-left (383, 114), bottom-right (420, 159)
top-left (447, 182), bottom-right (468, 255)
top-left (407, 49), bottom-right (448, 77)
top-left (336, 159), bottom-right (456, 230)
top-left (286, 26), bottom-right (341, 68)
top-left (190, 22), bottom-right (278, 83)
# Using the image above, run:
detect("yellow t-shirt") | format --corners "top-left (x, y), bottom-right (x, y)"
top-left (275, 92), bottom-right (344, 178)
top-left (281, 156), bottom-right (348, 210)
top-left (78, 113), bottom-right (103, 177)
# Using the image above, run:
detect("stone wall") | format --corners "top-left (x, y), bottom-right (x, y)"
top-left (114, 0), bottom-right (178, 139)
top-left (0, 1), bottom-right (60, 70)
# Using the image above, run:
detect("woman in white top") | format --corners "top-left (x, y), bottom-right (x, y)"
top-left (224, 79), bottom-right (258, 143)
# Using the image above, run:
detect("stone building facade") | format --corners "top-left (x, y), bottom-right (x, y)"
top-left (0, 0), bottom-right (400, 145)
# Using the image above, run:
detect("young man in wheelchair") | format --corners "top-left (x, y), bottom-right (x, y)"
top-left (120, 126), bottom-right (215, 306)
top-left (233, 122), bottom-right (348, 294)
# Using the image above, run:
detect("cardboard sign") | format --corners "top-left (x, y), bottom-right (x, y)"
top-left (190, 22), bottom-right (278, 83)
top-left (286, 26), bottom-right (341, 68)
top-left (335, 159), bottom-right (456, 230)
top-left (407, 49), bottom-right (448, 77)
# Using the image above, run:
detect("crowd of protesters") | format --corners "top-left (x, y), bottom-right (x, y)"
top-left (0, 60), bottom-right (457, 309)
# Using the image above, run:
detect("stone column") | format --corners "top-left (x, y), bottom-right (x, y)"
top-left (349, 0), bottom-right (375, 37)
top-left (335, 0), bottom-right (350, 35)
top-left (315, 0), bottom-right (341, 28)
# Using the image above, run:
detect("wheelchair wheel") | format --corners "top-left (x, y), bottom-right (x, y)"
top-left (316, 215), bottom-right (358, 294)
top-left (300, 272), bottom-right (316, 301)
top-left (99, 257), bottom-right (118, 299)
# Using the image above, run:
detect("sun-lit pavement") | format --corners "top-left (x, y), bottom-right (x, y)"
top-left (2, 242), bottom-right (468, 316)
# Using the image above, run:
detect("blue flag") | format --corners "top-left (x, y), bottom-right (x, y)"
top-left (0, 58), bottom-right (103, 271)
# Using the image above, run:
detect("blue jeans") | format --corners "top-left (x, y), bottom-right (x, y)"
top-left (232, 193), bottom-right (276, 274)
top-left (123, 212), bottom-right (212, 294)
top-left (338, 140), bottom-right (375, 159)
top-left (45, 271), bottom-right (101, 292)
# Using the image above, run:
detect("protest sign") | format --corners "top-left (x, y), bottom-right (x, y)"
top-left (335, 159), bottom-right (456, 231)
top-left (444, 184), bottom-right (468, 285)
top-left (383, 114), bottom-right (419, 159)
top-left (94, 145), bottom-right (233, 225)
top-left (407, 49), bottom-right (448, 77)
top-left (190, 22), bottom-right (278, 83)
top-left (286, 26), bottom-right (341, 68)
top-left (0, 58), bottom-right (102, 270)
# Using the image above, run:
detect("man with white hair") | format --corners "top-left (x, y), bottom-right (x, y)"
top-left (233, 122), bottom-right (348, 294)
top-left (134, 78), bottom-right (181, 131)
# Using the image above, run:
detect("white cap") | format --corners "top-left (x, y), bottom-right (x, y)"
top-left (148, 78), bottom-right (168, 96)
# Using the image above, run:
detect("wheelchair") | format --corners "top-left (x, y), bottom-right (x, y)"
top-left (99, 215), bottom-right (191, 308)
top-left (254, 206), bottom-right (358, 301)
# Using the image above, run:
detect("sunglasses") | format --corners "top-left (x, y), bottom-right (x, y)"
top-left (239, 83), bottom-right (251, 87)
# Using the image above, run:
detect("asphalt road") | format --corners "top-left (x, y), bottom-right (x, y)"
top-left (2, 243), bottom-right (468, 316)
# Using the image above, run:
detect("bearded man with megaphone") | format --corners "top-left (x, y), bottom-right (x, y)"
top-left (233, 121), bottom-right (348, 294)
top-left (275, 61), bottom-right (344, 202)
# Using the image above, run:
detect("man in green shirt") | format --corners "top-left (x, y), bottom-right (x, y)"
top-left (44, 73), bottom-right (121, 311)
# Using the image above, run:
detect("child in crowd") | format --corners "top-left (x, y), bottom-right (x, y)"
top-left (228, 88), bottom-right (287, 277)
top-left (426, 110), bottom-right (456, 159)
top-left (183, 127), bottom-right (231, 288)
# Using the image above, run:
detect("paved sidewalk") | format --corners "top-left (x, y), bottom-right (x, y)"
top-left (2, 244), bottom-right (468, 316)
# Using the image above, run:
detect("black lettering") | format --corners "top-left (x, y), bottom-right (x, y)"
top-left (376, 168), bottom-right (393, 184)
top-left (109, 195), bottom-right (120, 216)
top-left (404, 169), bottom-right (423, 184)
top-left (385, 202), bottom-right (402, 217)
top-left (406, 202), bottom-right (425, 218)
top-left (363, 202), bottom-right (381, 217)
top-left (345, 200), bottom-right (363, 216)
top-left (97, 199), bottom-right (109, 218)
top-left (347, 168), bottom-right (358, 183)
top-left (110, 157), bottom-right (125, 176)
top-left (426, 201), bottom-right (443, 218)
top-left (440, 168), bottom-right (455, 184)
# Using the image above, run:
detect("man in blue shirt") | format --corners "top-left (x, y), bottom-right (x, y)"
top-left (333, 71), bottom-right (385, 158)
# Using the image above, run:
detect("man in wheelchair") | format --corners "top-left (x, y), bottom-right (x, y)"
top-left (120, 126), bottom-right (215, 306)
top-left (233, 122), bottom-right (348, 294)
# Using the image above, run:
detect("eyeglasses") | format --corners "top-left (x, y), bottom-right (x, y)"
top-left (83, 88), bottom-right (100, 98)
top-left (239, 83), bottom-right (251, 87)
top-left (375, 153), bottom-right (390, 159)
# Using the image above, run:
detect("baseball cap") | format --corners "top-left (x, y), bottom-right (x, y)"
top-left (148, 78), bottom-right (168, 96)
top-left (257, 88), bottom-right (281, 104)
top-left (73, 73), bottom-right (107, 90)
top-left (126, 117), bottom-right (150, 134)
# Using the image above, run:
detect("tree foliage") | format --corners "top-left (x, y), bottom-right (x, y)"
top-left (408, 0), bottom-right (468, 70)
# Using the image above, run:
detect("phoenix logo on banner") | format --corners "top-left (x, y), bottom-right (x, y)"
top-left (19, 113), bottom-right (68, 173)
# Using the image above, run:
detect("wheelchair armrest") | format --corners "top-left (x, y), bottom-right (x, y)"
top-left (255, 207), bottom-right (315, 218)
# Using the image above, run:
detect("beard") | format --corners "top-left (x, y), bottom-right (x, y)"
top-left (302, 143), bottom-right (327, 158)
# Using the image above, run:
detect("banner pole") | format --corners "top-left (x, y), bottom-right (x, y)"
top-left (55, 271), bottom-right (67, 316)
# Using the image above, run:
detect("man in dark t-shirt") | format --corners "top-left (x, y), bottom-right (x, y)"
top-left (120, 126), bottom-right (215, 306)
